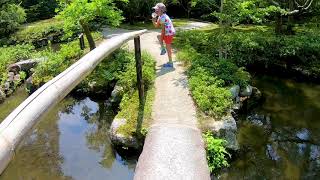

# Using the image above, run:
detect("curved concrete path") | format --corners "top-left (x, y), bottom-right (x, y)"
top-left (103, 22), bottom-right (211, 180)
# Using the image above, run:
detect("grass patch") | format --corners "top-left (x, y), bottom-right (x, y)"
top-left (195, 23), bottom-right (219, 32)
top-left (119, 22), bottom-right (156, 30)
top-left (172, 18), bottom-right (190, 27)
top-left (112, 51), bottom-right (156, 137)
top-left (232, 24), bottom-right (270, 32)
top-left (119, 18), bottom-right (192, 30)
top-left (116, 88), bottom-right (155, 137)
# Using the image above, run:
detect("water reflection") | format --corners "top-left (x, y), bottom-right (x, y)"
top-left (0, 96), bottom-right (136, 180)
top-left (0, 87), bottom-right (28, 122)
top-left (220, 76), bottom-right (320, 179)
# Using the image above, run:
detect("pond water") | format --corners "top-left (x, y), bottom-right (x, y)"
top-left (0, 87), bottom-right (29, 121)
top-left (0, 95), bottom-right (136, 180)
top-left (220, 76), bottom-right (320, 179)
top-left (2, 75), bottom-right (320, 179)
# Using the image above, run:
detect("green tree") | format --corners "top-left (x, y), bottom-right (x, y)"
top-left (22, 0), bottom-right (58, 22)
top-left (269, 0), bottom-right (315, 34)
top-left (165, 0), bottom-right (196, 18)
top-left (57, 0), bottom-right (125, 50)
top-left (0, 0), bottom-right (26, 38)
top-left (117, 0), bottom-right (158, 24)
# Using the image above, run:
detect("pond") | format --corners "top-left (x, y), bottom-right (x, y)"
top-left (220, 76), bottom-right (320, 179)
top-left (0, 95), bottom-right (136, 180)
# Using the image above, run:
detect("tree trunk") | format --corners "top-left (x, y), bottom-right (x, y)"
top-left (219, 0), bottom-right (224, 59)
top-left (288, 0), bottom-right (294, 23)
top-left (80, 20), bottom-right (96, 51)
top-left (275, 14), bottom-right (283, 34)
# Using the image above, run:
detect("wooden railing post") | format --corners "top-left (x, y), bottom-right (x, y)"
top-left (134, 36), bottom-right (144, 104)
top-left (79, 33), bottom-right (85, 50)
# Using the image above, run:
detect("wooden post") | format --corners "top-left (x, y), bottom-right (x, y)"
top-left (79, 33), bottom-right (85, 50)
top-left (134, 36), bottom-right (144, 104)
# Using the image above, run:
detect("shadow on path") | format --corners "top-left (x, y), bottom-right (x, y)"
top-left (156, 66), bottom-right (176, 77)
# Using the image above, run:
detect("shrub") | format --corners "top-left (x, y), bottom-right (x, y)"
top-left (32, 41), bottom-right (83, 85)
top-left (175, 30), bottom-right (254, 117)
top-left (32, 32), bottom-right (103, 86)
top-left (0, 44), bottom-right (35, 85)
top-left (0, 3), bottom-right (26, 38)
top-left (10, 18), bottom-right (66, 46)
top-left (203, 132), bottom-right (230, 173)
top-left (22, 0), bottom-right (58, 22)
top-left (189, 67), bottom-right (232, 117)
top-left (176, 47), bottom-right (199, 66)
top-left (177, 27), bottom-right (320, 76)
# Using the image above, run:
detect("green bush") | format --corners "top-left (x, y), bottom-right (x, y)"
top-left (189, 67), bottom-right (232, 117)
top-left (176, 29), bottom-right (320, 73)
top-left (32, 32), bottom-right (103, 86)
top-left (22, 0), bottom-right (58, 22)
top-left (11, 18), bottom-right (65, 46)
top-left (0, 44), bottom-right (35, 85)
top-left (175, 30), bottom-right (254, 117)
top-left (32, 41), bottom-right (83, 85)
top-left (176, 47), bottom-right (199, 65)
top-left (0, 3), bottom-right (26, 38)
top-left (203, 132), bottom-right (230, 173)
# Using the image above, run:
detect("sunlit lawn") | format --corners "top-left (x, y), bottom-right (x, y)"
top-left (119, 18), bottom-right (192, 30)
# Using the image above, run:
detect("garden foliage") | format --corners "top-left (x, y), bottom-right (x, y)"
top-left (203, 132), bottom-right (230, 173)
top-left (0, 44), bottom-right (35, 85)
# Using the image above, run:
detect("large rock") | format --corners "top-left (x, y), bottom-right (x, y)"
top-left (13, 74), bottom-right (21, 81)
top-left (0, 89), bottom-right (5, 103)
top-left (8, 72), bottom-right (15, 82)
top-left (109, 85), bottom-right (124, 104)
top-left (246, 86), bottom-right (263, 110)
top-left (252, 87), bottom-right (262, 99)
top-left (109, 118), bottom-right (142, 149)
top-left (25, 76), bottom-right (36, 94)
top-left (205, 115), bottom-right (239, 151)
top-left (240, 85), bottom-right (253, 97)
top-left (230, 85), bottom-right (240, 99)
top-left (266, 143), bottom-right (281, 161)
top-left (247, 114), bottom-right (272, 131)
top-left (8, 57), bottom-right (46, 73)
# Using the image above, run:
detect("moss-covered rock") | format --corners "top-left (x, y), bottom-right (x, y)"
top-left (202, 115), bottom-right (239, 151)
top-left (109, 88), bottom-right (154, 149)
top-left (109, 118), bottom-right (142, 149)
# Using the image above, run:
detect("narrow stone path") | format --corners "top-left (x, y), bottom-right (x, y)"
top-left (103, 22), bottom-right (211, 180)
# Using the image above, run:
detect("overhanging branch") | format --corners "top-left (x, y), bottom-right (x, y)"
top-left (287, 0), bottom-right (314, 16)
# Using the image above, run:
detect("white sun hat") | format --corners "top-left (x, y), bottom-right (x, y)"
top-left (152, 3), bottom-right (166, 12)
